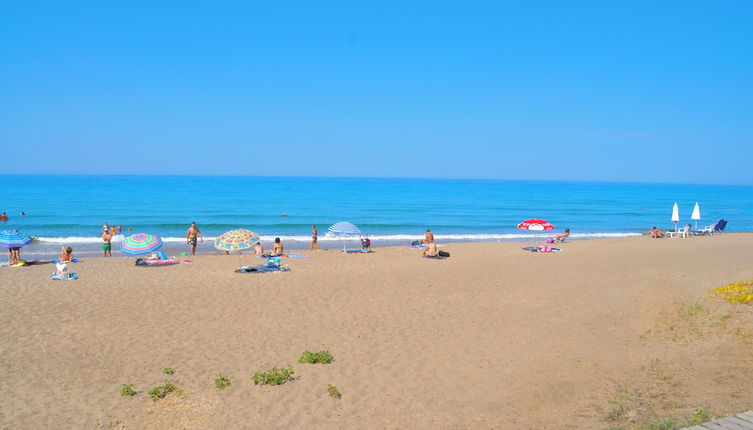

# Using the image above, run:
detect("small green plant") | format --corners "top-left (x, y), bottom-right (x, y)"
top-left (215, 374), bottom-right (231, 390)
top-left (252, 366), bottom-right (294, 386)
top-left (148, 381), bottom-right (177, 400)
top-left (691, 408), bottom-right (711, 424)
top-left (298, 350), bottom-right (333, 364)
top-left (327, 384), bottom-right (341, 399)
top-left (120, 383), bottom-right (137, 396)
top-left (162, 367), bottom-right (174, 375)
top-left (637, 417), bottom-right (683, 430)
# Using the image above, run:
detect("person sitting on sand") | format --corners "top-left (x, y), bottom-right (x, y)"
top-left (422, 229), bottom-right (435, 244)
top-left (649, 226), bottom-right (664, 238)
top-left (554, 228), bottom-right (570, 242)
top-left (272, 237), bottom-right (284, 256)
top-left (423, 241), bottom-right (438, 257)
top-left (254, 241), bottom-right (264, 256)
top-left (60, 246), bottom-right (73, 263)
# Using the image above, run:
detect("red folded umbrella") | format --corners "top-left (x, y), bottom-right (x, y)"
top-left (517, 219), bottom-right (554, 231)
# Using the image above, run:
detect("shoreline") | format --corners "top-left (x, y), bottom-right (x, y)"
top-left (11, 231), bottom-right (652, 260)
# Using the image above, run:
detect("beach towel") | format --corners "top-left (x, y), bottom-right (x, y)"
top-left (423, 255), bottom-right (447, 260)
top-left (52, 258), bottom-right (80, 264)
top-left (11, 260), bottom-right (39, 267)
top-left (522, 246), bottom-right (562, 253)
top-left (136, 259), bottom-right (193, 266)
top-left (51, 272), bottom-right (78, 280)
top-left (341, 249), bottom-right (374, 253)
top-left (235, 264), bottom-right (290, 274)
top-left (256, 254), bottom-right (308, 259)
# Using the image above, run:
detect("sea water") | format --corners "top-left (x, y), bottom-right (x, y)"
top-left (1, 175), bottom-right (751, 258)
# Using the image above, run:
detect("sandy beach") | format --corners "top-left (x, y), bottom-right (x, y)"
top-left (1, 235), bottom-right (752, 429)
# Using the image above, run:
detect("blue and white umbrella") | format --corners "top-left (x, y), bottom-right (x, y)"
top-left (0, 230), bottom-right (32, 248)
top-left (328, 222), bottom-right (362, 236)
top-left (328, 222), bottom-right (362, 249)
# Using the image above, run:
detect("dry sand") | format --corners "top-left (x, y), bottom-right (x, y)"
top-left (1, 235), bottom-right (752, 429)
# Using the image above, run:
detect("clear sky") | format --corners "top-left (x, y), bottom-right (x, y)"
top-left (2, 1), bottom-right (752, 184)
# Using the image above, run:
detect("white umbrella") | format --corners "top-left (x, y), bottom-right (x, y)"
top-left (671, 202), bottom-right (680, 232)
top-left (328, 221), bottom-right (362, 249)
top-left (691, 202), bottom-right (701, 230)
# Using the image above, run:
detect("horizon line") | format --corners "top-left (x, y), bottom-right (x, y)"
top-left (0, 173), bottom-right (751, 188)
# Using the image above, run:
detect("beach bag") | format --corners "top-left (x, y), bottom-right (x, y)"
top-left (135, 258), bottom-right (147, 266)
top-left (438, 250), bottom-right (450, 257)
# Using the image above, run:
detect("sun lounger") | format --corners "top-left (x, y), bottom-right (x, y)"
top-left (693, 218), bottom-right (722, 235)
top-left (666, 225), bottom-right (691, 238)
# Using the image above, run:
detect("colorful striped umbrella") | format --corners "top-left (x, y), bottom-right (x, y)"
top-left (0, 230), bottom-right (32, 247)
top-left (120, 233), bottom-right (163, 255)
top-left (517, 219), bottom-right (554, 231)
top-left (215, 229), bottom-right (259, 268)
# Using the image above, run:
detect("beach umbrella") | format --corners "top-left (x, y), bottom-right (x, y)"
top-left (671, 203), bottom-right (680, 232)
top-left (120, 233), bottom-right (163, 256)
top-left (214, 228), bottom-right (259, 267)
top-left (328, 221), bottom-right (362, 249)
top-left (517, 219), bottom-right (554, 231)
top-left (0, 230), bottom-right (32, 248)
top-left (691, 202), bottom-right (701, 230)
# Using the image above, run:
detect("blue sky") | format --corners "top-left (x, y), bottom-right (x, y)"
top-left (2, 1), bottom-right (752, 184)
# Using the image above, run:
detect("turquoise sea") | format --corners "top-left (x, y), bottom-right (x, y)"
top-left (1, 175), bottom-right (751, 257)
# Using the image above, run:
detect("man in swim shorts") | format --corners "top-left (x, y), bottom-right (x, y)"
top-left (102, 230), bottom-right (112, 257)
top-left (186, 222), bottom-right (203, 256)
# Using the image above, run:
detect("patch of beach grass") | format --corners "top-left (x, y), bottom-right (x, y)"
top-left (148, 381), bottom-right (177, 400)
top-left (253, 366), bottom-right (294, 386)
top-left (120, 383), bottom-right (137, 397)
top-left (162, 367), bottom-right (174, 375)
top-left (215, 374), bottom-right (231, 390)
top-left (299, 350), bottom-right (333, 364)
top-left (327, 384), bottom-right (341, 399)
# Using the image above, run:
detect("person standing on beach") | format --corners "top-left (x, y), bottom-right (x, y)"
top-left (102, 230), bottom-right (112, 257)
top-left (310, 225), bottom-right (320, 250)
top-left (186, 222), bottom-right (203, 256)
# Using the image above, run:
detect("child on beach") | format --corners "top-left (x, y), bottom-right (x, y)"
top-left (60, 246), bottom-right (73, 263)
top-left (254, 241), bottom-right (264, 256)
